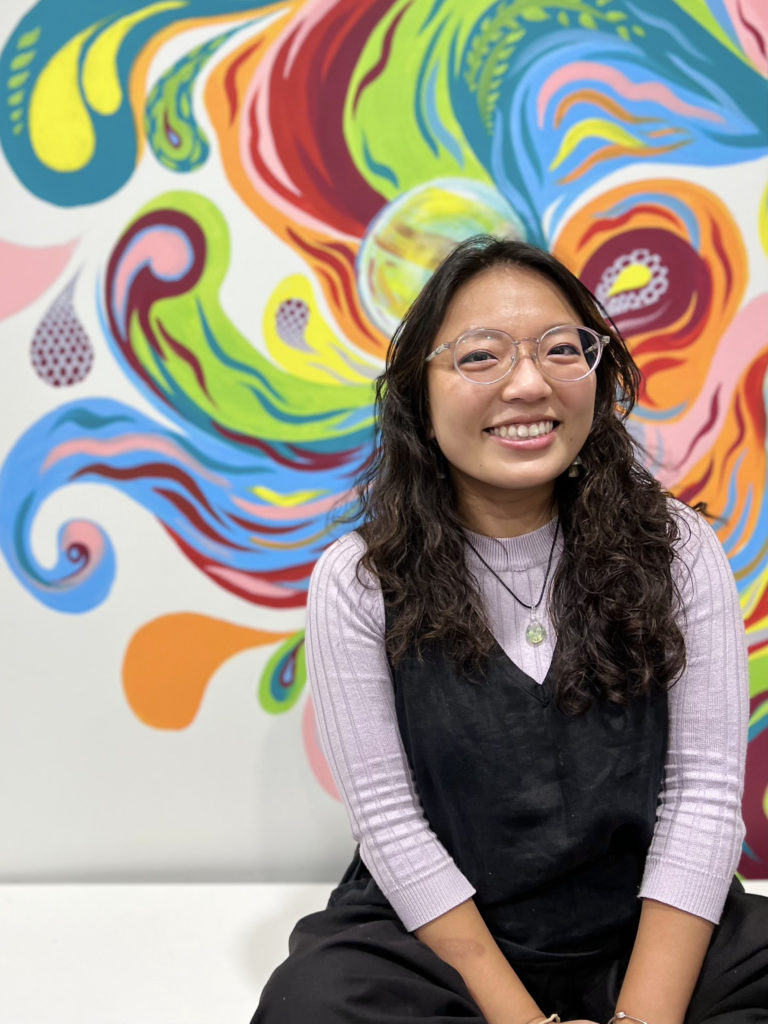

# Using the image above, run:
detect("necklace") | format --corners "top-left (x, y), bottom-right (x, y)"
top-left (465, 517), bottom-right (560, 646)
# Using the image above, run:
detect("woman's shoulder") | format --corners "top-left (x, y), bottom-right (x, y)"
top-left (310, 529), bottom-right (376, 593)
top-left (308, 530), bottom-right (384, 633)
top-left (668, 497), bottom-right (719, 546)
top-left (667, 496), bottom-right (732, 581)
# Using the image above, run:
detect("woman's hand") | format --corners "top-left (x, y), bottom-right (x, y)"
top-left (524, 1017), bottom-right (600, 1024)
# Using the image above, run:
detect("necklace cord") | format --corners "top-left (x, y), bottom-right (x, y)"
top-left (465, 517), bottom-right (560, 612)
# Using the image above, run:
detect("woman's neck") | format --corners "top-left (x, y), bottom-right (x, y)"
top-left (455, 486), bottom-right (557, 539)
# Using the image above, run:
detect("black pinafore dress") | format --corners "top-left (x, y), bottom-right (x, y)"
top-left (382, 638), bottom-right (667, 959)
top-left (254, 636), bottom-right (768, 1022)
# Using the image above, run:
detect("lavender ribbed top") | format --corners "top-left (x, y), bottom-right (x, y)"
top-left (306, 502), bottom-right (748, 932)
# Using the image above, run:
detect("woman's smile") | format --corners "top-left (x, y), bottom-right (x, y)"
top-left (485, 418), bottom-right (557, 441)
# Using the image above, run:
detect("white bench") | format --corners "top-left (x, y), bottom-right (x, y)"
top-left (2, 881), bottom-right (767, 1024)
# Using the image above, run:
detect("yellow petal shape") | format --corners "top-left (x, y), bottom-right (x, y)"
top-left (606, 262), bottom-right (653, 297)
top-left (28, 25), bottom-right (99, 172)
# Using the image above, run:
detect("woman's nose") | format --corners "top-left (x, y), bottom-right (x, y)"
top-left (498, 343), bottom-right (553, 399)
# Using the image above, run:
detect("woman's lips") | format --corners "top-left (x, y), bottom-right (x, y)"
top-left (485, 420), bottom-right (559, 449)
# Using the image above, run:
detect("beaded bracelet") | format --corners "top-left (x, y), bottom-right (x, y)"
top-left (524, 1015), bottom-right (560, 1024)
top-left (608, 1013), bottom-right (649, 1024)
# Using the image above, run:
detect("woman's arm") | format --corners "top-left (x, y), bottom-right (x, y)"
top-left (415, 899), bottom-right (548, 1024)
top-left (613, 899), bottom-right (714, 1024)
top-left (616, 507), bottom-right (749, 1023)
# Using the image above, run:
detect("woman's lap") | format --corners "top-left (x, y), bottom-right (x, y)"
top-left (251, 904), bottom-right (482, 1023)
top-left (251, 886), bottom-right (768, 1023)
top-left (685, 884), bottom-right (768, 1023)
top-left (252, 903), bottom-right (627, 1022)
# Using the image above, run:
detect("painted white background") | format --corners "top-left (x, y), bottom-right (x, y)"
top-left (0, 0), bottom-right (351, 884)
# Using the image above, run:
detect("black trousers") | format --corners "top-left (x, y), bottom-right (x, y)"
top-left (252, 882), bottom-right (768, 1023)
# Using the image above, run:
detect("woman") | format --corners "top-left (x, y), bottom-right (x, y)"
top-left (253, 237), bottom-right (767, 1023)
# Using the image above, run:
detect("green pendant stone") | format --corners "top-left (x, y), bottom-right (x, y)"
top-left (525, 620), bottom-right (546, 646)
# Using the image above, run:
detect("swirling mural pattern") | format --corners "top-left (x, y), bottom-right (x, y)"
top-left (0, 0), bottom-right (273, 205)
top-left (1, 0), bottom-right (766, 873)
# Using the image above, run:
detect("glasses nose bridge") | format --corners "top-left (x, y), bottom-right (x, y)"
top-left (506, 334), bottom-right (543, 371)
top-left (495, 334), bottom-right (552, 390)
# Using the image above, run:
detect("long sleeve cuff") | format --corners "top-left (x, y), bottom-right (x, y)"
top-left (381, 858), bottom-right (477, 932)
top-left (639, 856), bottom-right (735, 924)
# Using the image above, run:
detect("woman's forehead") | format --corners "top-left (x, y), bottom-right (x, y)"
top-left (438, 265), bottom-right (580, 335)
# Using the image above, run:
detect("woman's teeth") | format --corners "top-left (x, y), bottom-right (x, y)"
top-left (488, 420), bottom-right (554, 439)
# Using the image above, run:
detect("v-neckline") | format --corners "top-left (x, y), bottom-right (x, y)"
top-left (489, 637), bottom-right (558, 705)
top-left (464, 519), bottom-right (561, 704)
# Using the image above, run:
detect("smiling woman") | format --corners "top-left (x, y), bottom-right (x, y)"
top-left (252, 237), bottom-right (768, 1024)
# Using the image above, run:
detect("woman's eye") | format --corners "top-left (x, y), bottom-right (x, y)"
top-left (547, 344), bottom-right (580, 357)
top-left (459, 349), bottom-right (496, 364)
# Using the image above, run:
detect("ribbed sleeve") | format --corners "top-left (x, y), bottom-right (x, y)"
top-left (639, 503), bottom-right (748, 923)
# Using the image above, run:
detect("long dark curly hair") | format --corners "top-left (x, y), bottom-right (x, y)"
top-left (356, 236), bottom-right (688, 711)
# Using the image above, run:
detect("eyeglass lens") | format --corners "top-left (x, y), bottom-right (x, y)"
top-left (455, 327), bottom-right (601, 383)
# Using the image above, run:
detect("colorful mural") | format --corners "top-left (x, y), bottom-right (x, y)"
top-left (0, 0), bottom-right (766, 874)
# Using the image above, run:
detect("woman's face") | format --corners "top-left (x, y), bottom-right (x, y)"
top-left (425, 265), bottom-right (597, 528)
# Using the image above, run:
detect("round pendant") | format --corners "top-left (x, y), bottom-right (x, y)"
top-left (525, 619), bottom-right (546, 646)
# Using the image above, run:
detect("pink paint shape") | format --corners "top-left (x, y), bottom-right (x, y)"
top-left (41, 433), bottom-right (227, 486)
top-left (537, 62), bottom-right (725, 129)
top-left (112, 228), bottom-right (192, 336)
top-left (647, 295), bottom-right (768, 484)
top-left (725, 0), bottom-right (768, 75)
top-left (58, 520), bottom-right (105, 585)
top-left (302, 694), bottom-right (340, 800)
top-left (207, 564), bottom-right (296, 600)
top-left (0, 238), bottom-right (79, 321)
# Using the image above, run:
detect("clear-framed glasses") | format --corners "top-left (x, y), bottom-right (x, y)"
top-left (425, 325), bottom-right (610, 384)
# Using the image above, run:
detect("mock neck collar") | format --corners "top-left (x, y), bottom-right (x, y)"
top-left (463, 516), bottom-right (561, 570)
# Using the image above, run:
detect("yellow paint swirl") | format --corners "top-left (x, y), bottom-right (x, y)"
top-left (82, 1), bottom-right (186, 116)
top-left (251, 486), bottom-right (324, 507)
top-left (263, 274), bottom-right (377, 385)
top-left (549, 118), bottom-right (644, 171)
top-left (28, 1), bottom-right (186, 172)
